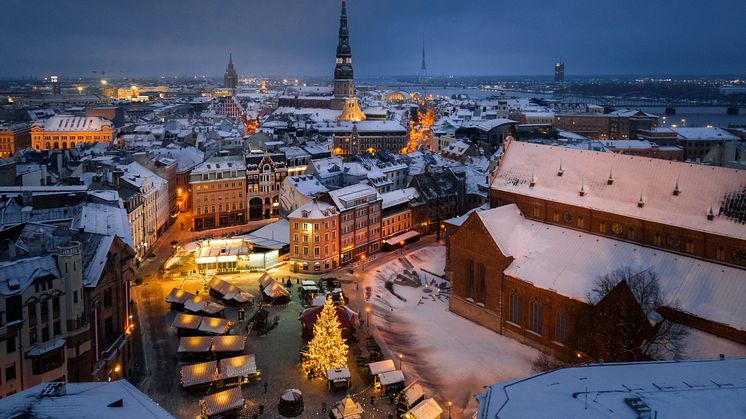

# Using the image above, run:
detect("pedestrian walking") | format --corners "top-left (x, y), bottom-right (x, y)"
top-left (263, 381), bottom-right (268, 394)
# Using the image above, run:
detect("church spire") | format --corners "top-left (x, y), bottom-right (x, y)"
top-left (332, 0), bottom-right (365, 121)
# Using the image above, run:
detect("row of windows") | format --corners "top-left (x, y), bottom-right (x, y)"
top-left (507, 290), bottom-right (570, 344)
top-left (196, 182), bottom-right (243, 190)
top-left (196, 202), bottom-right (243, 214)
top-left (293, 243), bottom-right (337, 257)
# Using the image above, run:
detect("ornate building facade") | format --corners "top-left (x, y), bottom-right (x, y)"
top-left (246, 153), bottom-right (287, 220)
top-left (31, 116), bottom-right (113, 151)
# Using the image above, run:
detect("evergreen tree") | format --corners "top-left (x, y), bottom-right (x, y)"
top-left (302, 296), bottom-right (348, 378)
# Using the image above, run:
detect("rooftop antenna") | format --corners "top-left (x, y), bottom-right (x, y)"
top-left (607, 168), bottom-right (614, 185)
top-left (673, 176), bottom-right (681, 196)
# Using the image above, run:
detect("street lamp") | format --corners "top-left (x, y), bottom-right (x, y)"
top-left (365, 307), bottom-right (371, 333)
top-left (361, 254), bottom-right (366, 272)
top-left (355, 273), bottom-right (359, 291)
top-left (448, 401), bottom-right (452, 418)
top-left (399, 240), bottom-right (405, 255)
top-left (398, 353), bottom-right (403, 370)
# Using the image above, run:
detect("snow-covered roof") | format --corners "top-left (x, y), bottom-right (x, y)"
top-left (674, 127), bottom-right (740, 141)
top-left (191, 156), bottom-right (245, 175)
top-left (404, 398), bottom-right (442, 419)
top-left (491, 140), bottom-right (746, 240)
top-left (459, 118), bottom-right (517, 132)
top-left (474, 204), bottom-right (746, 331)
top-left (38, 115), bottom-right (112, 132)
top-left (288, 200), bottom-right (338, 220)
top-left (286, 175), bottom-right (329, 196)
top-left (381, 187), bottom-right (419, 209)
top-left (0, 380), bottom-right (173, 419)
top-left (328, 183), bottom-right (381, 211)
top-left (149, 145), bottom-right (204, 173)
top-left (475, 358), bottom-right (746, 419)
top-left (237, 218), bottom-right (289, 249)
top-left (316, 120), bottom-right (407, 133)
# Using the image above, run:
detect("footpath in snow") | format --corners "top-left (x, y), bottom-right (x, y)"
top-left (363, 244), bottom-right (541, 417)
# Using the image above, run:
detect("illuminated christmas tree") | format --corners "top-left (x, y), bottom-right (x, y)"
top-left (302, 296), bottom-right (349, 378)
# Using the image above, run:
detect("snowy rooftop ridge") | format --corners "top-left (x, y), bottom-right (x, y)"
top-left (492, 140), bottom-right (746, 240)
top-left (474, 204), bottom-right (746, 331)
top-left (475, 358), bottom-right (746, 419)
top-left (37, 115), bottom-right (112, 132)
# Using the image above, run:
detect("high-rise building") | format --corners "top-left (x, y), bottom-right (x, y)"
top-left (554, 62), bottom-right (565, 83)
top-left (50, 75), bottom-right (61, 95)
top-left (223, 53), bottom-right (238, 91)
top-left (331, 0), bottom-right (365, 121)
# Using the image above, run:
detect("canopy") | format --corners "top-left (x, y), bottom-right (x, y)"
top-left (180, 361), bottom-right (219, 388)
top-left (165, 288), bottom-right (194, 305)
top-left (280, 389), bottom-right (302, 403)
top-left (200, 387), bottom-right (245, 416)
top-left (400, 381), bottom-right (426, 404)
top-left (212, 335), bottom-right (246, 353)
top-left (383, 230), bottom-right (420, 246)
top-left (209, 277), bottom-right (254, 304)
top-left (178, 336), bottom-right (212, 354)
top-left (198, 317), bottom-right (233, 335)
top-left (172, 313), bottom-right (201, 331)
top-left (368, 359), bottom-right (396, 376)
top-left (219, 354), bottom-right (257, 379)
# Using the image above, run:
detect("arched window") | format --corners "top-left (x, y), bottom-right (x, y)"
top-left (53, 142), bottom-right (59, 149)
top-left (477, 263), bottom-right (486, 304)
top-left (61, 142), bottom-right (67, 149)
top-left (529, 299), bottom-right (542, 334)
top-left (466, 260), bottom-right (475, 300)
top-left (555, 310), bottom-right (570, 344)
top-left (508, 290), bottom-right (522, 325)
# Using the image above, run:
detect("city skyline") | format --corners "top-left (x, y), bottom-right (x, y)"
top-left (1, 0), bottom-right (744, 78)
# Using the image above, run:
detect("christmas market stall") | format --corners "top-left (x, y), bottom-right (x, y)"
top-left (396, 381), bottom-right (426, 417)
top-left (208, 276), bottom-right (254, 307)
top-left (377, 370), bottom-right (406, 395)
top-left (262, 279), bottom-right (290, 304)
top-left (326, 367), bottom-right (352, 392)
top-left (197, 317), bottom-right (234, 335)
top-left (199, 386), bottom-right (245, 418)
top-left (218, 354), bottom-right (260, 385)
top-left (184, 295), bottom-right (226, 317)
top-left (211, 335), bottom-right (247, 358)
top-left (331, 395), bottom-right (364, 419)
top-left (171, 313), bottom-right (202, 336)
top-left (178, 336), bottom-right (213, 361)
top-left (165, 288), bottom-right (195, 310)
top-left (180, 360), bottom-right (219, 391)
top-left (401, 398), bottom-right (443, 419)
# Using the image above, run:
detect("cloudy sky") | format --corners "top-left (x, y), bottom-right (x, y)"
top-left (1, 0), bottom-right (743, 78)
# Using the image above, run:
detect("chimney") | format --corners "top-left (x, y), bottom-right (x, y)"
top-left (579, 181), bottom-right (586, 197)
top-left (707, 205), bottom-right (715, 221)
top-left (557, 162), bottom-right (564, 177)
top-left (529, 174), bottom-right (536, 188)
top-left (607, 169), bottom-right (614, 185)
top-left (673, 177), bottom-right (681, 196)
top-left (637, 192), bottom-right (645, 208)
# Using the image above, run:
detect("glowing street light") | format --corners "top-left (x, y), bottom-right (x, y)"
top-left (361, 254), bottom-right (366, 272)
top-left (101, 79), bottom-right (108, 85)
top-left (365, 307), bottom-right (371, 333)
top-left (398, 353), bottom-right (404, 370)
top-left (448, 401), bottom-right (452, 418)
top-left (399, 240), bottom-right (405, 255)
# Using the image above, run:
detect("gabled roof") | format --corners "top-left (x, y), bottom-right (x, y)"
top-left (491, 140), bottom-right (746, 240)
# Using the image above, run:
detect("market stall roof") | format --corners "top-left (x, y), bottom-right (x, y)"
top-left (200, 386), bottom-right (245, 417)
top-left (236, 218), bottom-right (289, 250)
top-left (219, 354), bottom-right (257, 379)
top-left (208, 276), bottom-right (230, 294)
top-left (368, 359), bottom-right (396, 376)
top-left (212, 335), bottom-right (246, 353)
top-left (198, 317), bottom-right (233, 335)
top-left (178, 336), bottom-right (212, 354)
top-left (327, 367), bottom-right (351, 382)
top-left (383, 230), bottom-right (420, 246)
top-left (258, 272), bottom-right (274, 289)
top-left (403, 398), bottom-right (442, 419)
top-left (165, 288), bottom-right (194, 305)
top-left (172, 313), bottom-right (202, 331)
top-left (180, 361), bottom-right (219, 388)
top-left (184, 295), bottom-right (225, 315)
top-left (379, 370), bottom-right (405, 386)
top-left (263, 279), bottom-right (289, 299)
top-left (331, 396), bottom-right (364, 419)
top-left (209, 277), bottom-right (254, 304)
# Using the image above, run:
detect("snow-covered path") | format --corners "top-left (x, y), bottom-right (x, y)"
top-left (359, 242), bottom-right (541, 417)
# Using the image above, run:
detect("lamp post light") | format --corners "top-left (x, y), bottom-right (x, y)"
top-left (399, 240), bottom-right (405, 255)
top-left (361, 254), bottom-right (366, 272)
top-left (398, 353), bottom-right (403, 370)
top-left (365, 307), bottom-right (371, 333)
top-left (355, 273), bottom-right (359, 291)
top-left (448, 401), bottom-right (452, 418)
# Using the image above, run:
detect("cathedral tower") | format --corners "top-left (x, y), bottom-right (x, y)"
top-left (224, 53), bottom-right (238, 92)
top-left (331, 0), bottom-right (365, 121)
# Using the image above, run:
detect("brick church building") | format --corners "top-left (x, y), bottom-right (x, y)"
top-left (447, 140), bottom-right (746, 360)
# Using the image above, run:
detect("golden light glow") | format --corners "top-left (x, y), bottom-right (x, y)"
top-left (405, 108), bottom-right (434, 153)
top-left (301, 297), bottom-right (349, 378)
top-left (114, 365), bottom-right (120, 373)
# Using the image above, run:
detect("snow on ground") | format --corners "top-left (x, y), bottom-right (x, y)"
top-left (681, 327), bottom-right (746, 360)
top-left (364, 244), bottom-right (540, 417)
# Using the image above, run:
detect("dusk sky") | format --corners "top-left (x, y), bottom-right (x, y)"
top-left (1, 0), bottom-right (744, 78)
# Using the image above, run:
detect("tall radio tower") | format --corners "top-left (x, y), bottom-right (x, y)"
top-left (419, 40), bottom-right (428, 91)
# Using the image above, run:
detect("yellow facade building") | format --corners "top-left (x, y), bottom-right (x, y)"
top-left (31, 115), bottom-right (113, 151)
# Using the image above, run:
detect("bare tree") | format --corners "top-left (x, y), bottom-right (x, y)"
top-left (586, 267), bottom-right (688, 362)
